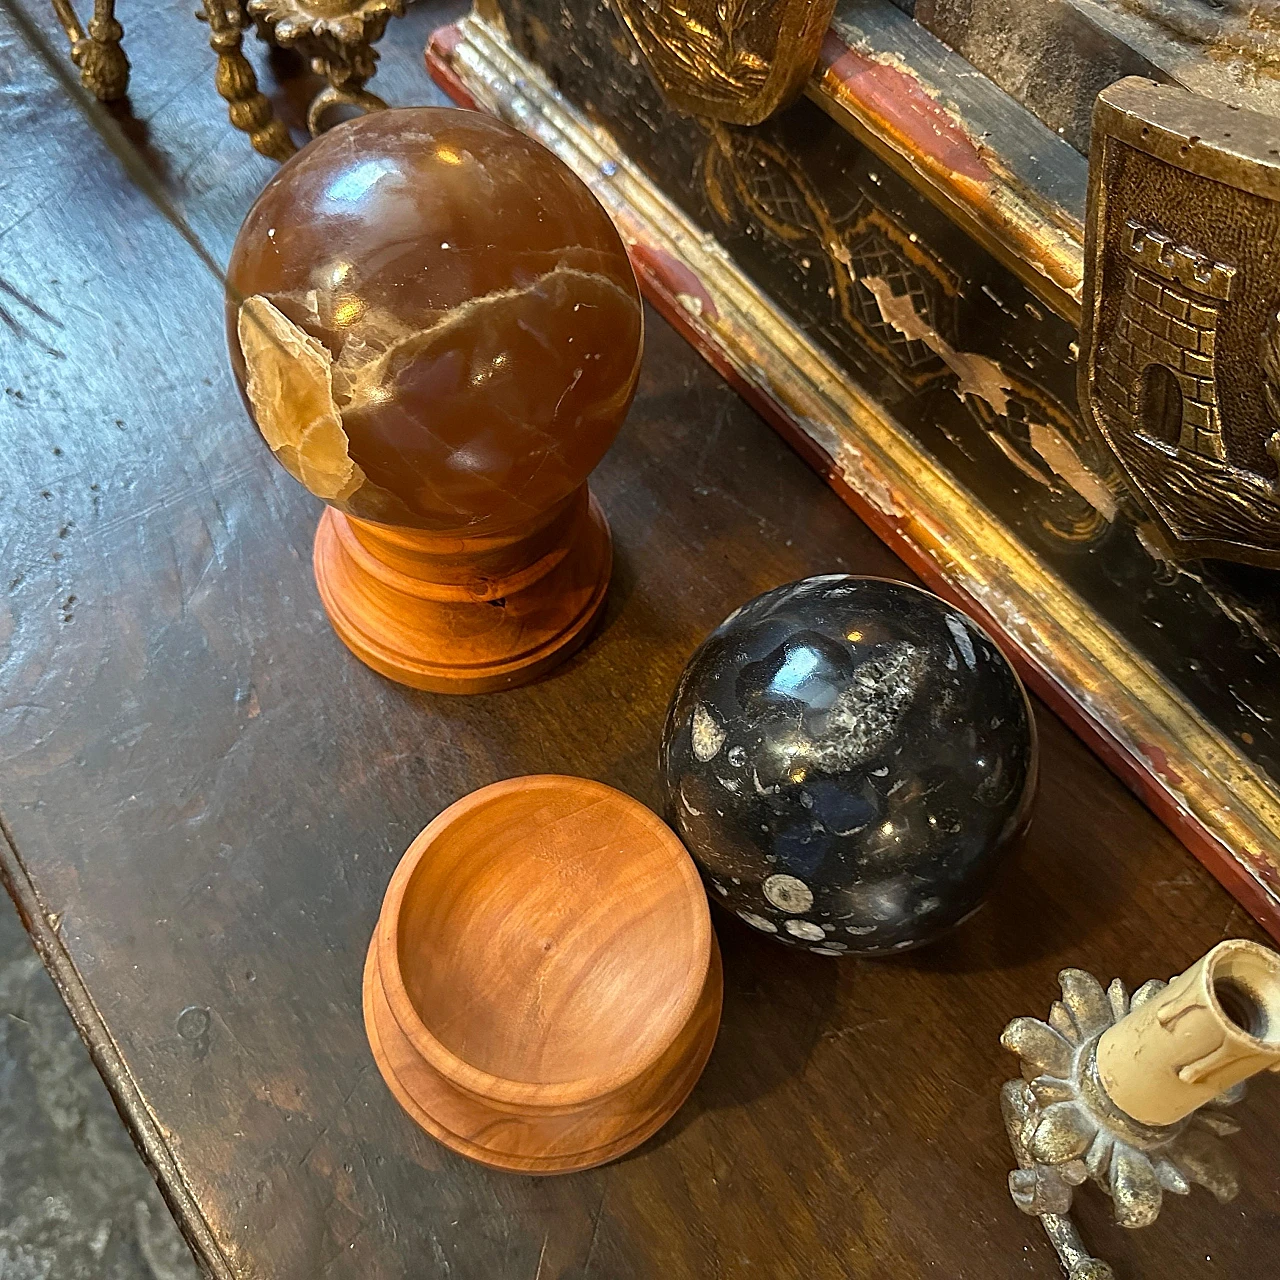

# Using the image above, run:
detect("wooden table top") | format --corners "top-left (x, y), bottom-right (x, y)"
top-left (1, 2), bottom-right (1277, 1277)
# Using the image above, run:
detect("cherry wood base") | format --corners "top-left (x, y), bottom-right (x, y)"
top-left (364, 933), bottom-right (723, 1174)
top-left (312, 486), bottom-right (612, 693)
top-left (363, 775), bottom-right (722, 1174)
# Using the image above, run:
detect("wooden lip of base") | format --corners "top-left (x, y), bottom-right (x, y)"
top-left (312, 488), bottom-right (612, 694)
top-left (363, 934), bottom-right (723, 1174)
top-left (362, 776), bottom-right (724, 1172)
top-left (377, 778), bottom-right (714, 1108)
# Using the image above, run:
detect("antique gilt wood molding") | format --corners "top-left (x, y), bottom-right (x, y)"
top-left (812, 0), bottom-right (1087, 326)
top-left (429, 14), bottom-right (1280, 940)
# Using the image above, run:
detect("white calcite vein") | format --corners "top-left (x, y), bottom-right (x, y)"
top-left (237, 295), bottom-right (367, 503)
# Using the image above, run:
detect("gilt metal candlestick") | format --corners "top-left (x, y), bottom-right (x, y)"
top-left (246, 0), bottom-right (403, 136)
top-left (49, 0), bottom-right (402, 158)
top-left (1002, 940), bottom-right (1280, 1277)
top-left (50, 0), bottom-right (128, 101)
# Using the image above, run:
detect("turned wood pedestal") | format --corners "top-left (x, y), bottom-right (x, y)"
top-left (362, 776), bottom-right (723, 1172)
top-left (313, 487), bottom-right (612, 693)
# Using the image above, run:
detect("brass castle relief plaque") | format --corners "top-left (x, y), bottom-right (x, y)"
top-left (1083, 78), bottom-right (1280, 567)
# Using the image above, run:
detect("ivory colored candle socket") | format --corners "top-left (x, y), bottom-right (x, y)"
top-left (363, 776), bottom-right (723, 1173)
top-left (225, 108), bottom-right (643, 692)
top-left (1096, 939), bottom-right (1280, 1127)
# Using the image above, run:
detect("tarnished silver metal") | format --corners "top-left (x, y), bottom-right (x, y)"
top-left (1002, 1083), bottom-right (1116, 1280)
top-left (1001, 965), bottom-right (1246, 1277)
top-left (1081, 77), bottom-right (1280, 567)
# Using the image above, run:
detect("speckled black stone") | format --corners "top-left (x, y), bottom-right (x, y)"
top-left (660, 576), bottom-right (1037, 955)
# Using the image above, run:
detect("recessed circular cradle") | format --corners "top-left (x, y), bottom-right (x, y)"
top-left (363, 776), bottom-right (723, 1173)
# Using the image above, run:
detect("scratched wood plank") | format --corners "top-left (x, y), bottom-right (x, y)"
top-left (0, 2), bottom-right (1277, 1277)
top-left (910, 0), bottom-right (1161, 153)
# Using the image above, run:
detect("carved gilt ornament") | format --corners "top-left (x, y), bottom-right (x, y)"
top-left (608, 0), bottom-right (837, 125)
top-left (1082, 78), bottom-right (1280, 567)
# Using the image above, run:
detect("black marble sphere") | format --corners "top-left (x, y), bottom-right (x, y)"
top-left (660, 576), bottom-right (1037, 954)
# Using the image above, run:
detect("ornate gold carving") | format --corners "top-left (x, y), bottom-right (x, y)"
top-left (1082, 77), bottom-right (1280, 567)
top-left (609, 0), bottom-right (836, 125)
top-left (1263, 308), bottom-right (1280, 455)
top-left (49, 0), bottom-right (402, 157)
top-left (201, 1), bottom-right (297, 162)
top-left (50, 0), bottom-right (129, 100)
top-left (248, 0), bottom-right (404, 135)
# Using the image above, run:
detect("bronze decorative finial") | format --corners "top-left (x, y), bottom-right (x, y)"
top-left (47, 0), bottom-right (403, 156)
top-left (1001, 940), bottom-right (1280, 1277)
top-left (50, 0), bottom-right (129, 100)
top-left (201, 1), bottom-right (297, 162)
top-left (247, 0), bottom-right (404, 136)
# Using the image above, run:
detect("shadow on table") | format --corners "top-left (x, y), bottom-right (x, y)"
top-left (632, 911), bottom-right (841, 1157)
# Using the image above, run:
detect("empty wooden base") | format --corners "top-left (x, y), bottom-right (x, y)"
top-left (363, 776), bottom-right (723, 1174)
top-left (364, 934), bottom-right (722, 1174)
top-left (313, 485), bottom-right (611, 693)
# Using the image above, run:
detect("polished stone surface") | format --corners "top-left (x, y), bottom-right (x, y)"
top-left (661, 575), bottom-right (1037, 954)
top-left (226, 108), bottom-right (643, 532)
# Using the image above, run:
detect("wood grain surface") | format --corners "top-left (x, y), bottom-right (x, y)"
top-left (313, 493), bottom-right (613, 693)
top-left (364, 775), bottom-right (721, 1173)
top-left (0, 2), bottom-right (1277, 1277)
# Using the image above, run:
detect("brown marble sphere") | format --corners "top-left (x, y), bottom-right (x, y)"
top-left (226, 107), bottom-right (643, 533)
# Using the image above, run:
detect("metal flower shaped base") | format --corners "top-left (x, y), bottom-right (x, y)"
top-left (1001, 942), bottom-right (1280, 1279)
top-left (49, 0), bottom-right (404, 159)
